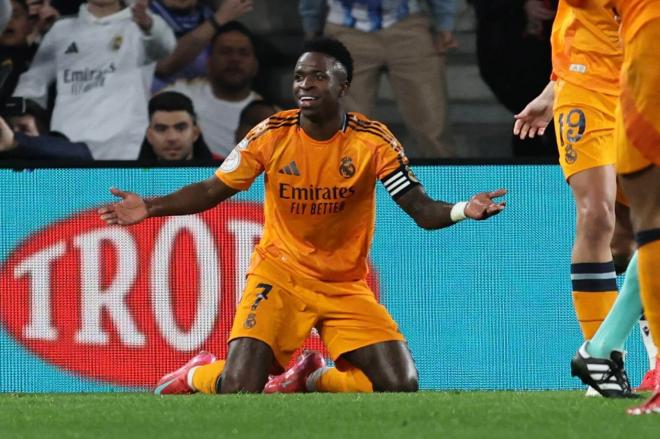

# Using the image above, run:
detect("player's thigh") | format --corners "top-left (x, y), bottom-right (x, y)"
top-left (617, 21), bottom-right (660, 236)
top-left (615, 103), bottom-right (652, 176)
top-left (619, 166), bottom-right (660, 233)
top-left (553, 80), bottom-right (618, 180)
top-left (315, 282), bottom-right (414, 390)
top-left (228, 274), bottom-right (316, 372)
top-left (318, 283), bottom-right (404, 360)
top-left (567, 165), bottom-right (617, 219)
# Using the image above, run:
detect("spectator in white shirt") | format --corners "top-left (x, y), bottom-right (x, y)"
top-left (168, 20), bottom-right (259, 158)
top-left (13, 0), bottom-right (176, 159)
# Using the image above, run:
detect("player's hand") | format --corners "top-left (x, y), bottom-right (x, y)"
top-left (433, 30), bottom-right (459, 55)
top-left (215, 0), bottom-right (254, 25)
top-left (465, 189), bottom-right (507, 220)
top-left (0, 117), bottom-right (18, 152)
top-left (513, 95), bottom-right (553, 139)
top-left (132, 0), bottom-right (153, 33)
top-left (98, 188), bottom-right (149, 226)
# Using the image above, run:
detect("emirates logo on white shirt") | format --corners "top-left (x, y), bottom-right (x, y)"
top-left (62, 63), bottom-right (117, 95)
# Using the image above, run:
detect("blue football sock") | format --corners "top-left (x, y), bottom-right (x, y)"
top-left (587, 253), bottom-right (642, 358)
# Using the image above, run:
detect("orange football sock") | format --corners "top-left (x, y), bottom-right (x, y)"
top-left (191, 360), bottom-right (226, 394)
top-left (572, 291), bottom-right (618, 339)
top-left (312, 367), bottom-right (373, 393)
top-left (637, 237), bottom-right (660, 353)
top-left (571, 261), bottom-right (618, 339)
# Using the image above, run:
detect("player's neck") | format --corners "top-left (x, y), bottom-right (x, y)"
top-left (87, 2), bottom-right (123, 18)
top-left (300, 111), bottom-right (344, 141)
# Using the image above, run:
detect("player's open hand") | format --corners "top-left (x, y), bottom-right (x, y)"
top-left (513, 92), bottom-right (553, 139)
top-left (465, 189), bottom-right (507, 220)
top-left (98, 188), bottom-right (149, 226)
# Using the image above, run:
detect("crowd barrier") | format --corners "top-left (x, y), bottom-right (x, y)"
top-left (0, 162), bottom-right (647, 391)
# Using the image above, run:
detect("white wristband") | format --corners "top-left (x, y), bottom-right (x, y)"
top-left (450, 201), bottom-right (468, 222)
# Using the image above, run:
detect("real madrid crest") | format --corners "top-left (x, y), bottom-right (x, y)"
top-left (111, 35), bottom-right (123, 51)
top-left (565, 144), bottom-right (577, 164)
top-left (339, 156), bottom-right (355, 178)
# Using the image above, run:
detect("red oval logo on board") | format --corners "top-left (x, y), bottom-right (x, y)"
top-left (0, 202), bottom-right (380, 387)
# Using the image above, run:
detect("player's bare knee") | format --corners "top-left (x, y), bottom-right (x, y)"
top-left (577, 202), bottom-right (615, 239)
top-left (372, 370), bottom-right (419, 392)
top-left (396, 374), bottom-right (419, 392)
top-left (218, 371), bottom-right (243, 393)
top-left (219, 370), bottom-right (264, 394)
top-left (383, 376), bottom-right (418, 393)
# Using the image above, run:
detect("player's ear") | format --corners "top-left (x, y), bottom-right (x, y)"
top-left (339, 81), bottom-right (350, 98)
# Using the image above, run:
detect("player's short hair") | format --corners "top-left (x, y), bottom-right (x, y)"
top-left (148, 91), bottom-right (197, 121)
top-left (302, 37), bottom-right (353, 84)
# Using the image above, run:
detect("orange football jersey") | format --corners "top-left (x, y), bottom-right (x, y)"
top-left (551, 0), bottom-right (622, 95)
top-left (215, 109), bottom-right (419, 282)
top-left (611, 0), bottom-right (660, 40)
top-left (563, 0), bottom-right (660, 41)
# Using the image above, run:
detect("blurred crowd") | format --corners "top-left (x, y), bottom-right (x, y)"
top-left (0, 0), bottom-right (559, 161)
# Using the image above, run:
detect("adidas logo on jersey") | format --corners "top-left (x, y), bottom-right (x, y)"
top-left (278, 161), bottom-right (300, 176)
top-left (65, 42), bottom-right (78, 54)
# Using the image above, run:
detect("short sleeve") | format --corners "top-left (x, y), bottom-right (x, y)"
top-left (374, 132), bottom-right (421, 200)
top-left (215, 123), bottom-right (269, 190)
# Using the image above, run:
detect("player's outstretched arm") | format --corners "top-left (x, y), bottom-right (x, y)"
top-left (395, 186), bottom-right (507, 230)
top-left (513, 80), bottom-right (555, 139)
top-left (98, 175), bottom-right (238, 226)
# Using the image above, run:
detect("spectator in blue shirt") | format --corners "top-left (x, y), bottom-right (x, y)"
top-left (150, 0), bottom-right (253, 92)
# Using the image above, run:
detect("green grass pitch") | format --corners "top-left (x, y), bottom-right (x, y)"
top-left (1, 392), bottom-right (659, 439)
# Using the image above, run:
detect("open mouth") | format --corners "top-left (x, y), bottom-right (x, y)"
top-left (298, 96), bottom-right (319, 108)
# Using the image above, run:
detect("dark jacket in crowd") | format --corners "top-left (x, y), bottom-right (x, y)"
top-left (137, 134), bottom-right (216, 162)
top-left (0, 132), bottom-right (93, 160)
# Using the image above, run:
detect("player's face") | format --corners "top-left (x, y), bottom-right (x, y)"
top-left (208, 31), bottom-right (258, 91)
top-left (146, 111), bottom-right (200, 161)
top-left (293, 52), bottom-right (348, 118)
top-left (0, 1), bottom-right (31, 47)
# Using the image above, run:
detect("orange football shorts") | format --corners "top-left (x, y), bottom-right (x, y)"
top-left (228, 255), bottom-right (405, 371)
top-left (553, 79), bottom-right (618, 180)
